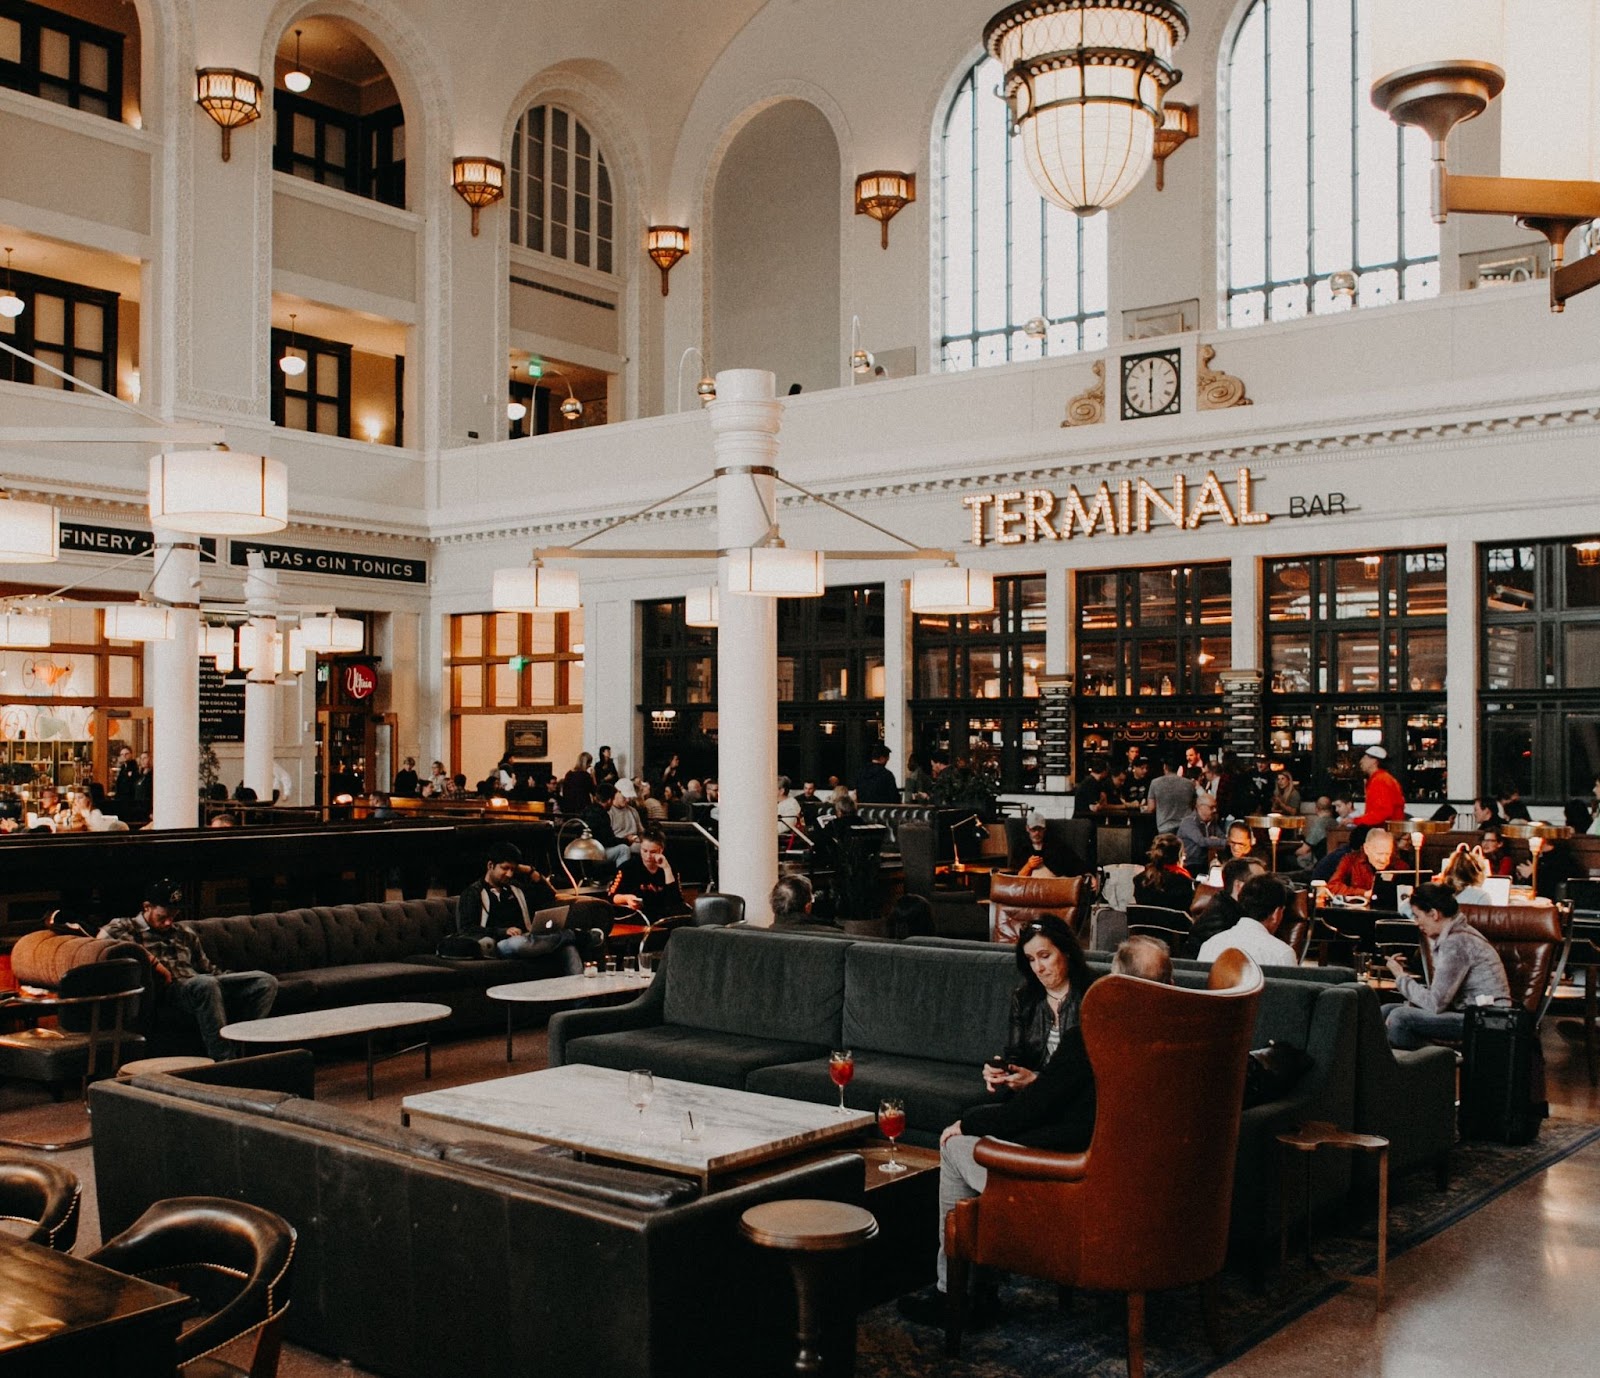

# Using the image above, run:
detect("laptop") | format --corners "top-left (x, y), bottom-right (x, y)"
top-left (533, 905), bottom-right (570, 931)
top-left (1482, 875), bottom-right (1512, 906)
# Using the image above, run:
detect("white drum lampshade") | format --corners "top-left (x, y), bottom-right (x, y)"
top-left (278, 627), bottom-right (306, 678)
top-left (237, 620), bottom-right (275, 672)
top-left (104, 603), bottom-right (176, 642)
top-left (722, 546), bottom-right (825, 597)
top-left (0, 494), bottom-right (59, 563)
top-left (684, 585), bottom-right (720, 628)
top-left (149, 451), bottom-right (288, 536)
top-left (1500, 1), bottom-right (1600, 183)
top-left (0, 612), bottom-right (50, 648)
top-left (492, 566), bottom-right (581, 612)
top-left (300, 615), bottom-right (364, 653)
top-left (202, 623), bottom-right (236, 673)
top-left (910, 567), bottom-right (996, 615)
top-left (984, 1), bottom-right (1189, 216)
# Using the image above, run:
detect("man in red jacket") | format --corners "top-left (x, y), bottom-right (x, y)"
top-left (1352, 745), bottom-right (1406, 825)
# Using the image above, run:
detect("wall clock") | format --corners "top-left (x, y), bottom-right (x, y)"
top-left (1120, 348), bottom-right (1181, 420)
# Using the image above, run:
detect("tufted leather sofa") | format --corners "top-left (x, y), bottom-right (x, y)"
top-left (90, 1052), bottom-right (863, 1378)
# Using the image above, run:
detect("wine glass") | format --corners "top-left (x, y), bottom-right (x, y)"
top-left (877, 1098), bottom-right (907, 1174)
top-left (828, 1050), bottom-right (855, 1114)
top-left (627, 1069), bottom-right (654, 1137)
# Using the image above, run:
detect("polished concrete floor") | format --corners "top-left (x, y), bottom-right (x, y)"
top-left (5, 1012), bottom-right (1597, 1377)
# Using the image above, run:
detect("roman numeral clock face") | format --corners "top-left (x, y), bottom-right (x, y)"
top-left (1120, 349), bottom-right (1181, 420)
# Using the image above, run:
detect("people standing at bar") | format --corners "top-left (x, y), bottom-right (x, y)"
top-left (854, 742), bottom-right (900, 805)
top-left (1178, 793), bottom-right (1230, 874)
top-left (1351, 745), bottom-right (1406, 825)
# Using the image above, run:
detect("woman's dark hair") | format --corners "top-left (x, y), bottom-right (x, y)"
top-left (1014, 914), bottom-right (1092, 1004)
top-left (888, 894), bottom-right (934, 939)
top-left (1140, 832), bottom-right (1183, 890)
top-left (1474, 796), bottom-right (1502, 819)
top-left (1410, 881), bottom-right (1459, 918)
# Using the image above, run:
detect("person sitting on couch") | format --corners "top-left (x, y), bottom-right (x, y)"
top-left (898, 933), bottom-right (1173, 1330)
top-left (457, 841), bottom-right (591, 973)
top-left (769, 874), bottom-right (843, 933)
top-left (1196, 874), bottom-right (1298, 967)
top-left (99, 879), bottom-right (277, 1061)
top-left (608, 830), bottom-right (689, 925)
top-left (1384, 882), bottom-right (1511, 1049)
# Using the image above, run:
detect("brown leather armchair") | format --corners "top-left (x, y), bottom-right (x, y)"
top-left (989, 872), bottom-right (1093, 943)
top-left (1448, 902), bottom-right (1570, 1019)
top-left (944, 950), bottom-right (1265, 1377)
top-left (0, 1155), bottom-right (81, 1251)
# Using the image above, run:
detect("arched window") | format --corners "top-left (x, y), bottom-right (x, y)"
top-left (1225, 0), bottom-right (1437, 325)
top-left (509, 104), bottom-right (614, 273)
top-left (940, 55), bottom-right (1108, 371)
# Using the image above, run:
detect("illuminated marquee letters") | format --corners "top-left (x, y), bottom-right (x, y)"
top-left (964, 468), bottom-right (1268, 547)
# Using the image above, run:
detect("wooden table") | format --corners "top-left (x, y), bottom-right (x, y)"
top-left (222, 1000), bottom-right (451, 1100)
top-left (0, 1234), bottom-right (189, 1377)
top-left (401, 1063), bottom-right (876, 1191)
top-left (486, 970), bottom-right (652, 1062)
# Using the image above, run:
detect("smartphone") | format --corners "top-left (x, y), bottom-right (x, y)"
top-left (986, 1053), bottom-right (1009, 1070)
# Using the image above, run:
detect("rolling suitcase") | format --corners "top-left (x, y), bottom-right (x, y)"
top-left (1460, 1004), bottom-right (1541, 1145)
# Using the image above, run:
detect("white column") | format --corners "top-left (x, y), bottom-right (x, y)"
top-left (150, 528), bottom-right (200, 829)
top-left (711, 369), bottom-right (783, 925)
top-left (1230, 553), bottom-right (1261, 673)
top-left (882, 578), bottom-right (908, 771)
top-left (1445, 537), bottom-right (1479, 800)
top-left (242, 554), bottom-right (277, 801)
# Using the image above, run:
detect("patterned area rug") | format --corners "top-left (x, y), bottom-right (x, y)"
top-left (857, 1119), bottom-right (1600, 1378)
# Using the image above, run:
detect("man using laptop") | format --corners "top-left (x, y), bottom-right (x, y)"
top-left (456, 841), bottom-right (597, 973)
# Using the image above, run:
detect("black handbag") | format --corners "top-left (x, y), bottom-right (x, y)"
top-left (436, 934), bottom-right (496, 959)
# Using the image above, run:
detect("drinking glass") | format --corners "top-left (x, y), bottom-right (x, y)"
top-left (877, 1098), bottom-right (907, 1174)
top-left (828, 1050), bottom-right (855, 1114)
top-left (627, 1069), bottom-right (654, 1137)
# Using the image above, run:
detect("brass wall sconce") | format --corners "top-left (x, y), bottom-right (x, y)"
top-left (854, 171), bottom-right (916, 248)
top-left (1370, 6), bottom-right (1600, 311)
top-left (1152, 103), bottom-right (1198, 191)
top-left (1575, 539), bottom-right (1600, 568)
top-left (452, 156), bottom-right (505, 236)
top-left (195, 68), bottom-right (263, 162)
top-left (647, 226), bottom-right (690, 295)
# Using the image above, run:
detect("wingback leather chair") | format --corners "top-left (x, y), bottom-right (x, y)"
top-left (945, 950), bottom-right (1265, 1378)
top-left (1450, 902), bottom-right (1570, 1019)
top-left (989, 873), bottom-right (1092, 943)
top-left (88, 1196), bottom-right (297, 1378)
top-left (0, 1155), bottom-right (81, 1251)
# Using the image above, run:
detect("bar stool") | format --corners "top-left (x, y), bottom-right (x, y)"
top-left (740, 1199), bottom-right (878, 1377)
top-left (1277, 1120), bottom-right (1390, 1309)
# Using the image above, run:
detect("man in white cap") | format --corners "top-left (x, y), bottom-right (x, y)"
top-left (1008, 810), bottom-right (1090, 878)
top-left (1352, 744), bottom-right (1406, 825)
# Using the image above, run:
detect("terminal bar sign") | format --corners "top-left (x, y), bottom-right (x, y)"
top-left (962, 467), bottom-right (1268, 547)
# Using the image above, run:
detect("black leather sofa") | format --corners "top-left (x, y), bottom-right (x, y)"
top-left (89, 1053), bottom-right (862, 1378)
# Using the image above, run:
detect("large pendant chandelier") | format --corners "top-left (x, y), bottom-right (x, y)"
top-left (984, 0), bottom-right (1189, 217)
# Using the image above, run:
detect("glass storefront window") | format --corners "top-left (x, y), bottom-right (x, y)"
top-left (1137, 568), bottom-right (1178, 626)
top-left (1078, 572), bottom-right (1117, 629)
top-left (1334, 631), bottom-right (1382, 692)
top-left (917, 647), bottom-right (950, 699)
top-left (1135, 640), bottom-right (1177, 696)
top-left (684, 656), bottom-right (714, 703)
top-left (1195, 636), bottom-right (1231, 694)
top-left (1267, 562), bottom-right (1312, 620)
top-left (1566, 544), bottom-right (1600, 609)
top-left (776, 656), bottom-right (797, 701)
top-left (1270, 635), bottom-right (1312, 693)
top-left (1403, 552), bottom-right (1447, 616)
top-left (969, 647), bottom-right (1003, 699)
top-left (1405, 629), bottom-right (1447, 693)
top-left (492, 613), bottom-right (520, 655)
top-left (491, 663), bottom-right (519, 705)
top-left (453, 665), bottom-right (482, 709)
top-left (817, 656), bottom-right (849, 701)
top-left (1483, 546), bottom-right (1536, 613)
top-left (1484, 625), bottom-right (1534, 691)
top-left (1079, 642), bottom-right (1118, 697)
top-left (1017, 577), bottom-right (1047, 634)
top-left (1194, 565), bottom-right (1232, 624)
top-left (1331, 557), bottom-right (1384, 619)
top-left (1564, 626), bottom-right (1600, 689)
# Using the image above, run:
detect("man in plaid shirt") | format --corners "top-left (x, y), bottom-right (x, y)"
top-left (100, 879), bottom-right (277, 1060)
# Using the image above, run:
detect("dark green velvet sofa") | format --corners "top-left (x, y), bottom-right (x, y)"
top-left (550, 926), bottom-right (1434, 1253)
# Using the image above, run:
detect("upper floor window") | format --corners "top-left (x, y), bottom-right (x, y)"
top-left (273, 92), bottom-right (405, 209)
top-left (0, 267), bottom-right (117, 396)
top-left (940, 55), bottom-right (1108, 370)
top-left (1225, 0), bottom-right (1438, 325)
top-left (0, 0), bottom-right (122, 122)
top-left (510, 104), bottom-right (614, 274)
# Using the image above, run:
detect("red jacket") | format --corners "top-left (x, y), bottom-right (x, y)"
top-left (1352, 768), bottom-right (1406, 825)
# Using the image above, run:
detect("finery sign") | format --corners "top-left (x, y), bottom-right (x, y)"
top-left (963, 468), bottom-right (1268, 547)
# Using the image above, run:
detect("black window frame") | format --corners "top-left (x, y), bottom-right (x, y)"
top-left (1479, 536), bottom-right (1600, 803)
top-left (0, 266), bottom-right (118, 396)
top-left (0, 0), bottom-right (123, 123)
top-left (273, 89), bottom-right (406, 210)
top-left (269, 326), bottom-right (351, 439)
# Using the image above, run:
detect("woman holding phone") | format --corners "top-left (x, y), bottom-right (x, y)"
top-left (984, 913), bottom-right (1095, 1095)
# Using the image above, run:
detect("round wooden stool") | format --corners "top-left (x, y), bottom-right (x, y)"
top-left (740, 1199), bottom-right (878, 1377)
top-left (116, 1056), bottom-right (214, 1079)
top-left (1277, 1120), bottom-right (1391, 1309)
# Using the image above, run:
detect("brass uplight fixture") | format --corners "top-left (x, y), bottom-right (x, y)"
top-left (854, 171), bottom-right (916, 248)
top-left (646, 226), bottom-right (690, 295)
top-left (195, 68), bottom-right (263, 162)
top-left (452, 157), bottom-right (506, 236)
top-left (1151, 102), bottom-right (1198, 191)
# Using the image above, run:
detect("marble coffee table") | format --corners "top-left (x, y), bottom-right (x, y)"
top-left (221, 1001), bottom-right (451, 1100)
top-left (401, 1063), bottom-right (875, 1190)
top-left (487, 971), bottom-right (653, 1063)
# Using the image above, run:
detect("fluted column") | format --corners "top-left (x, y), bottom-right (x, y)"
top-left (710, 369), bottom-right (783, 925)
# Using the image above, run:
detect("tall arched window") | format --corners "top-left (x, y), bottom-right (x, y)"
top-left (940, 55), bottom-right (1108, 371)
top-left (509, 104), bottom-right (614, 273)
top-left (1225, 0), bottom-right (1437, 325)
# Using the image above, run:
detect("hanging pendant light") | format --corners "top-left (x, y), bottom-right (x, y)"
top-left (911, 567), bottom-right (996, 615)
top-left (300, 615), bottom-right (364, 653)
top-left (278, 313), bottom-right (307, 377)
top-left (0, 248), bottom-right (23, 319)
top-left (284, 28), bottom-right (311, 93)
top-left (723, 543), bottom-right (825, 598)
top-left (492, 564), bottom-right (581, 612)
top-left (104, 603), bottom-right (177, 642)
top-left (202, 623), bottom-right (236, 674)
top-left (684, 585), bottom-right (720, 628)
top-left (984, 1), bottom-right (1189, 216)
top-left (149, 448), bottom-right (288, 536)
top-left (0, 612), bottom-right (50, 648)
